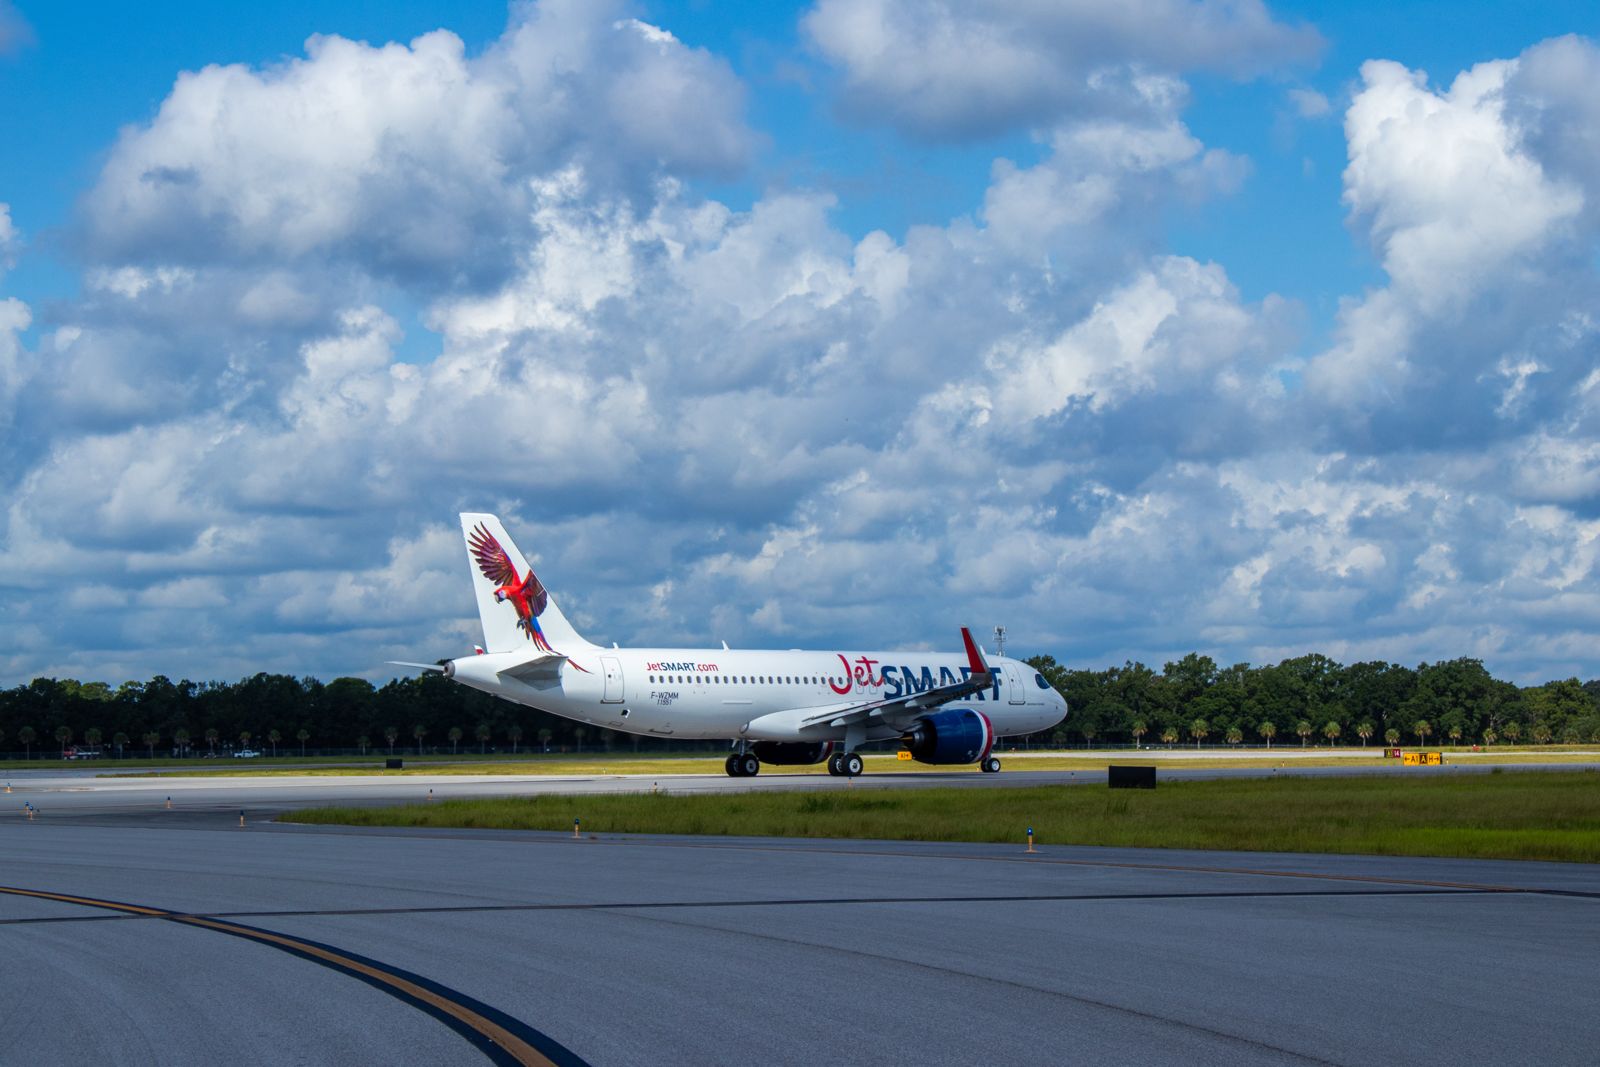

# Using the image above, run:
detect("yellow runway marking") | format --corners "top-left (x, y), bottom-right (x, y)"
top-left (0, 884), bottom-right (575, 1066)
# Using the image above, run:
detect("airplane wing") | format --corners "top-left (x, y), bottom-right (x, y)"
top-left (796, 627), bottom-right (995, 731)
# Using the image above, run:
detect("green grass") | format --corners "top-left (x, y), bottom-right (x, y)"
top-left (285, 769), bottom-right (1600, 863)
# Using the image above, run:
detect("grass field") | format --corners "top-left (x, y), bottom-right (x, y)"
top-left (102, 747), bottom-right (1600, 778)
top-left (285, 769), bottom-right (1600, 863)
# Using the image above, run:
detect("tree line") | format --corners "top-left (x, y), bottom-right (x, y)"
top-left (1, 652), bottom-right (1597, 760)
top-left (0, 673), bottom-right (671, 760)
top-left (1028, 653), bottom-right (1600, 748)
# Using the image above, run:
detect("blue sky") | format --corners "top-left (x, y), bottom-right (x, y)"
top-left (2, 0), bottom-right (1599, 685)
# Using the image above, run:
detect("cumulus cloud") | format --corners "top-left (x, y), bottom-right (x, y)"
top-left (81, 0), bottom-right (752, 284)
top-left (1308, 40), bottom-right (1600, 447)
top-left (802, 0), bottom-right (1320, 139)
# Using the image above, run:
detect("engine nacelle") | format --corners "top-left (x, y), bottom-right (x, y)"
top-left (751, 741), bottom-right (835, 766)
top-left (901, 708), bottom-right (994, 765)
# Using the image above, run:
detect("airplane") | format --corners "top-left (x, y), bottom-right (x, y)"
top-left (393, 513), bottom-right (1068, 777)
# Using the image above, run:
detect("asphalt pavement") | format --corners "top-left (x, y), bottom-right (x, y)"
top-left (1, 805), bottom-right (1596, 1065)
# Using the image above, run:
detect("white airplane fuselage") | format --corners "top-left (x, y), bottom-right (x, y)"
top-left (447, 646), bottom-right (1065, 743)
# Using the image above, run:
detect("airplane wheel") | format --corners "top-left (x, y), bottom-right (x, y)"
top-left (842, 752), bottom-right (864, 777)
top-left (981, 756), bottom-right (1001, 773)
top-left (827, 753), bottom-right (844, 776)
top-left (739, 754), bottom-right (760, 777)
top-left (725, 754), bottom-right (742, 777)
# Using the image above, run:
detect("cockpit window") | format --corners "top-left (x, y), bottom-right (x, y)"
top-left (1034, 673), bottom-right (1051, 689)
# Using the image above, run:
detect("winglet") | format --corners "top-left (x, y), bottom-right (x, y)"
top-left (961, 627), bottom-right (991, 680)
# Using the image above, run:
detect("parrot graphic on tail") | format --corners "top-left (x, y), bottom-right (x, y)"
top-left (466, 522), bottom-right (589, 670)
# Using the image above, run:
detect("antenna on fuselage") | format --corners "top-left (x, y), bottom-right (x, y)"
top-left (994, 626), bottom-right (1007, 658)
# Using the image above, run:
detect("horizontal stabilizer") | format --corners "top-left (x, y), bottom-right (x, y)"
top-left (497, 651), bottom-right (568, 683)
top-left (388, 661), bottom-right (447, 674)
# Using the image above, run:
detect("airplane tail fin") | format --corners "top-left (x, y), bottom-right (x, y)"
top-left (458, 513), bottom-right (590, 655)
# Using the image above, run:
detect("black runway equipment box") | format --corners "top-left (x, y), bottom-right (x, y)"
top-left (1107, 765), bottom-right (1157, 789)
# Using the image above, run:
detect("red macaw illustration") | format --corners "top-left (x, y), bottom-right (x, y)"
top-left (467, 523), bottom-right (557, 654)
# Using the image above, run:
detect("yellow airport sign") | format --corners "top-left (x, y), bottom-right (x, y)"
top-left (1402, 751), bottom-right (1443, 766)
top-left (897, 750), bottom-right (912, 760)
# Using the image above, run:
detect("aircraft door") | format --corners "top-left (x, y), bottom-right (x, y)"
top-left (601, 656), bottom-right (624, 703)
top-left (1003, 663), bottom-right (1027, 705)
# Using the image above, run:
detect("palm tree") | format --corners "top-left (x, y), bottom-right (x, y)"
top-left (174, 728), bottom-right (190, 756)
top-left (1384, 728), bottom-right (1400, 746)
top-left (1413, 720), bottom-right (1432, 746)
top-left (1159, 727), bottom-right (1178, 746)
top-left (1131, 720), bottom-right (1147, 749)
top-left (18, 726), bottom-right (35, 759)
top-left (1225, 726), bottom-right (1243, 746)
top-left (268, 729), bottom-right (281, 757)
top-left (1356, 721), bottom-right (1374, 747)
top-left (112, 731), bottom-right (128, 758)
top-left (1295, 720), bottom-right (1312, 747)
top-left (508, 725), bottom-right (524, 754)
top-left (239, 731), bottom-right (252, 751)
top-left (55, 725), bottom-right (72, 759)
top-left (143, 730), bottom-right (160, 759)
top-left (1503, 721), bottom-right (1522, 743)
top-left (573, 726), bottom-right (587, 752)
top-left (1190, 718), bottom-right (1209, 748)
top-left (413, 724), bottom-right (428, 755)
top-left (537, 727), bottom-right (553, 753)
top-left (1323, 721), bottom-right (1340, 746)
top-left (1080, 723), bottom-right (1096, 748)
top-left (1447, 724), bottom-right (1462, 747)
top-left (1482, 727), bottom-right (1497, 745)
top-left (384, 726), bottom-right (399, 755)
top-left (357, 734), bottom-right (371, 756)
top-left (204, 728), bottom-right (218, 755)
top-left (296, 728), bottom-right (310, 756)
top-left (1531, 723), bottom-right (1552, 745)
top-left (1258, 721), bottom-right (1276, 748)
top-left (84, 727), bottom-right (103, 754)
top-left (448, 727), bottom-right (463, 755)
top-left (475, 722), bottom-right (491, 754)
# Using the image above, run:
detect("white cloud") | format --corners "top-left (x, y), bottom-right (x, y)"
top-left (802, 0), bottom-right (1320, 139)
top-left (82, 1), bottom-right (752, 280)
top-left (1308, 41), bottom-right (1600, 428)
top-left (1341, 58), bottom-right (1581, 312)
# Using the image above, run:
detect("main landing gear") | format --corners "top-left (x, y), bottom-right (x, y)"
top-left (724, 752), bottom-right (760, 777)
top-left (980, 756), bottom-right (1002, 773)
top-left (826, 751), bottom-right (864, 777)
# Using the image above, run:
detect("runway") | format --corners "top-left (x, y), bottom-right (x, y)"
top-left (7, 757), bottom-right (1600, 823)
top-left (2, 814), bottom-right (1596, 1065)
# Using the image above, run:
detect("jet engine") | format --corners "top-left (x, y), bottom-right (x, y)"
top-left (900, 708), bottom-right (993, 765)
top-left (751, 741), bottom-right (834, 765)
